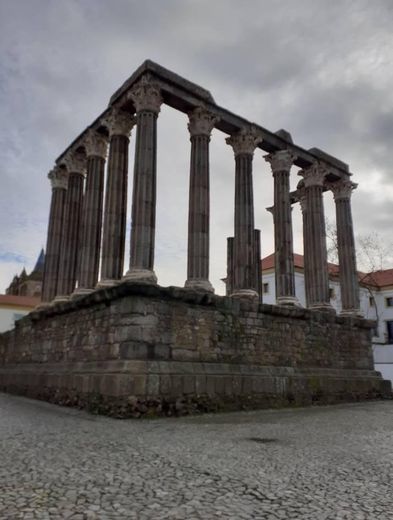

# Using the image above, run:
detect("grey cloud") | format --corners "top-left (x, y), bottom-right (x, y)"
top-left (1, 0), bottom-right (393, 292)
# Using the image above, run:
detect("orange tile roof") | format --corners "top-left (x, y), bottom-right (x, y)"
top-left (261, 253), bottom-right (339, 276)
top-left (0, 294), bottom-right (40, 308)
top-left (261, 253), bottom-right (393, 288)
top-left (359, 269), bottom-right (393, 288)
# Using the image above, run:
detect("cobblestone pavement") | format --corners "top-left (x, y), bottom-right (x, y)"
top-left (1, 395), bottom-right (393, 519)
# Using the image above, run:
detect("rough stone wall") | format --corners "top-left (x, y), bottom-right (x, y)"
top-left (0, 284), bottom-right (375, 369)
top-left (0, 283), bottom-right (389, 416)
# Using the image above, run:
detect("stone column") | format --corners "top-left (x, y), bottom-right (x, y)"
top-left (265, 150), bottom-right (299, 306)
top-left (124, 77), bottom-right (162, 284)
top-left (54, 152), bottom-right (86, 302)
top-left (73, 129), bottom-right (108, 295)
top-left (41, 167), bottom-right (68, 303)
top-left (226, 128), bottom-right (262, 299)
top-left (254, 229), bottom-right (262, 300)
top-left (329, 180), bottom-right (361, 316)
top-left (226, 237), bottom-right (234, 296)
top-left (299, 163), bottom-right (332, 311)
top-left (298, 185), bottom-right (311, 307)
top-left (98, 109), bottom-right (135, 287)
top-left (185, 107), bottom-right (218, 292)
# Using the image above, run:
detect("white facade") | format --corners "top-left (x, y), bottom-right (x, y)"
top-left (0, 307), bottom-right (29, 333)
top-left (262, 268), bottom-right (393, 382)
top-left (0, 295), bottom-right (40, 333)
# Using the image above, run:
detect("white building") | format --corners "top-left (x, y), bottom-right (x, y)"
top-left (261, 253), bottom-right (393, 382)
top-left (0, 295), bottom-right (40, 333)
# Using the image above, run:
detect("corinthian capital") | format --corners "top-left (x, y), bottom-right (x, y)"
top-left (226, 127), bottom-right (262, 156)
top-left (48, 166), bottom-right (68, 190)
top-left (63, 150), bottom-right (87, 176)
top-left (84, 129), bottom-right (109, 159)
top-left (103, 107), bottom-right (135, 138)
top-left (128, 75), bottom-right (162, 114)
top-left (299, 162), bottom-right (328, 188)
top-left (188, 107), bottom-right (219, 137)
top-left (264, 149), bottom-right (296, 173)
top-left (327, 179), bottom-right (357, 201)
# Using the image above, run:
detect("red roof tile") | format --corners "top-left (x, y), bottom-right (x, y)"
top-left (261, 253), bottom-right (393, 288)
top-left (261, 253), bottom-right (339, 276)
top-left (0, 294), bottom-right (40, 308)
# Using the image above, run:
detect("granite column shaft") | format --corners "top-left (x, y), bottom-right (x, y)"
top-left (185, 108), bottom-right (217, 292)
top-left (76, 131), bottom-right (108, 293)
top-left (125, 79), bottom-right (162, 284)
top-left (55, 170), bottom-right (85, 299)
top-left (41, 168), bottom-right (68, 303)
top-left (226, 128), bottom-right (261, 299)
top-left (265, 150), bottom-right (297, 305)
top-left (332, 181), bottom-right (360, 314)
top-left (301, 164), bottom-right (331, 310)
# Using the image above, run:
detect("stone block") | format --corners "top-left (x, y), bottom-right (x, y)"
top-left (119, 342), bottom-right (148, 359)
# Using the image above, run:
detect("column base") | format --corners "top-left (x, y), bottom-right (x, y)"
top-left (122, 268), bottom-right (157, 285)
top-left (309, 302), bottom-right (336, 313)
top-left (340, 309), bottom-right (364, 318)
top-left (184, 279), bottom-right (214, 293)
top-left (96, 278), bottom-right (119, 289)
top-left (276, 296), bottom-right (301, 307)
top-left (34, 302), bottom-right (51, 311)
top-left (70, 288), bottom-right (95, 299)
top-left (231, 289), bottom-right (259, 300)
top-left (52, 295), bottom-right (70, 304)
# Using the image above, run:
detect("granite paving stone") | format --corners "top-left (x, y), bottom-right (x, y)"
top-left (1, 394), bottom-right (393, 519)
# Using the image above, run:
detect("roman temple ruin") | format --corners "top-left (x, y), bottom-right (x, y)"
top-left (0, 61), bottom-right (390, 416)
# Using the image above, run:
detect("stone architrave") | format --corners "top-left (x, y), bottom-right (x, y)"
top-left (265, 150), bottom-right (299, 306)
top-left (98, 108), bottom-right (135, 287)
top-left (329, 180), bottom-right (361, 316)
top-left (73, 130), bottom-right (108, 296)
top-left (41, 167), bottom-right (68, 303)
top-left (184, 107), bottom-right (219, 292)
top-left (123, 76), bottom-right (162, 284)
top-left (54, 151), bottom-right (87, 302)
top-left (226, 128), bottom-right (262, 299)
top-left (299, 163), bottom-right (332, 311)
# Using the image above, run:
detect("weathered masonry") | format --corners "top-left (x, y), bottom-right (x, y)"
top-left (0, 61), bottom-right (390, 415)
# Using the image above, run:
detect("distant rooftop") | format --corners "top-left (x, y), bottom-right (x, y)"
top-left (262, 253), bottom-right (393, 288)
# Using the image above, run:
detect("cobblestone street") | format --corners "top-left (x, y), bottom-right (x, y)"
top-left (1, 394), bottom-right (393, 519)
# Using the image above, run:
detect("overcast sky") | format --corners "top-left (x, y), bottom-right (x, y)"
top-left (1, 0), bottom-right (393, 294)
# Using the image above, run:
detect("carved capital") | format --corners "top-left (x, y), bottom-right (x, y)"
top-left (327, 179), bottom-right (357, 201)
top-left (188, 107), bottom-right (219, 137)
top-left (63, 150), bottom-right (87, 176)
top-left (128, 75), bottom-right (162, 114)
top-left (84, 129), bottom-right (109, 159)
top-left (226, 127), bottom-right (262, 156)
top-left (103, 107), bottom-right (135, 138)
top-left (48, 167), bottom-right (68, 190)
top-left (265, 149), bottom-right (296, 173)
top-left (299, 162), bottom-right (327, 188)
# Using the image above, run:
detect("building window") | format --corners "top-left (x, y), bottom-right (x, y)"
top-left (329, 287), bottom-right (335, 299)
top-left (385, 297), bottom-right (393, 307)
top-left (263, 283), bottom-right (269, 294)
top-left (369, 296), bottom-right (375, 307)
top-left (386, 321), bottom-right (393, 344)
